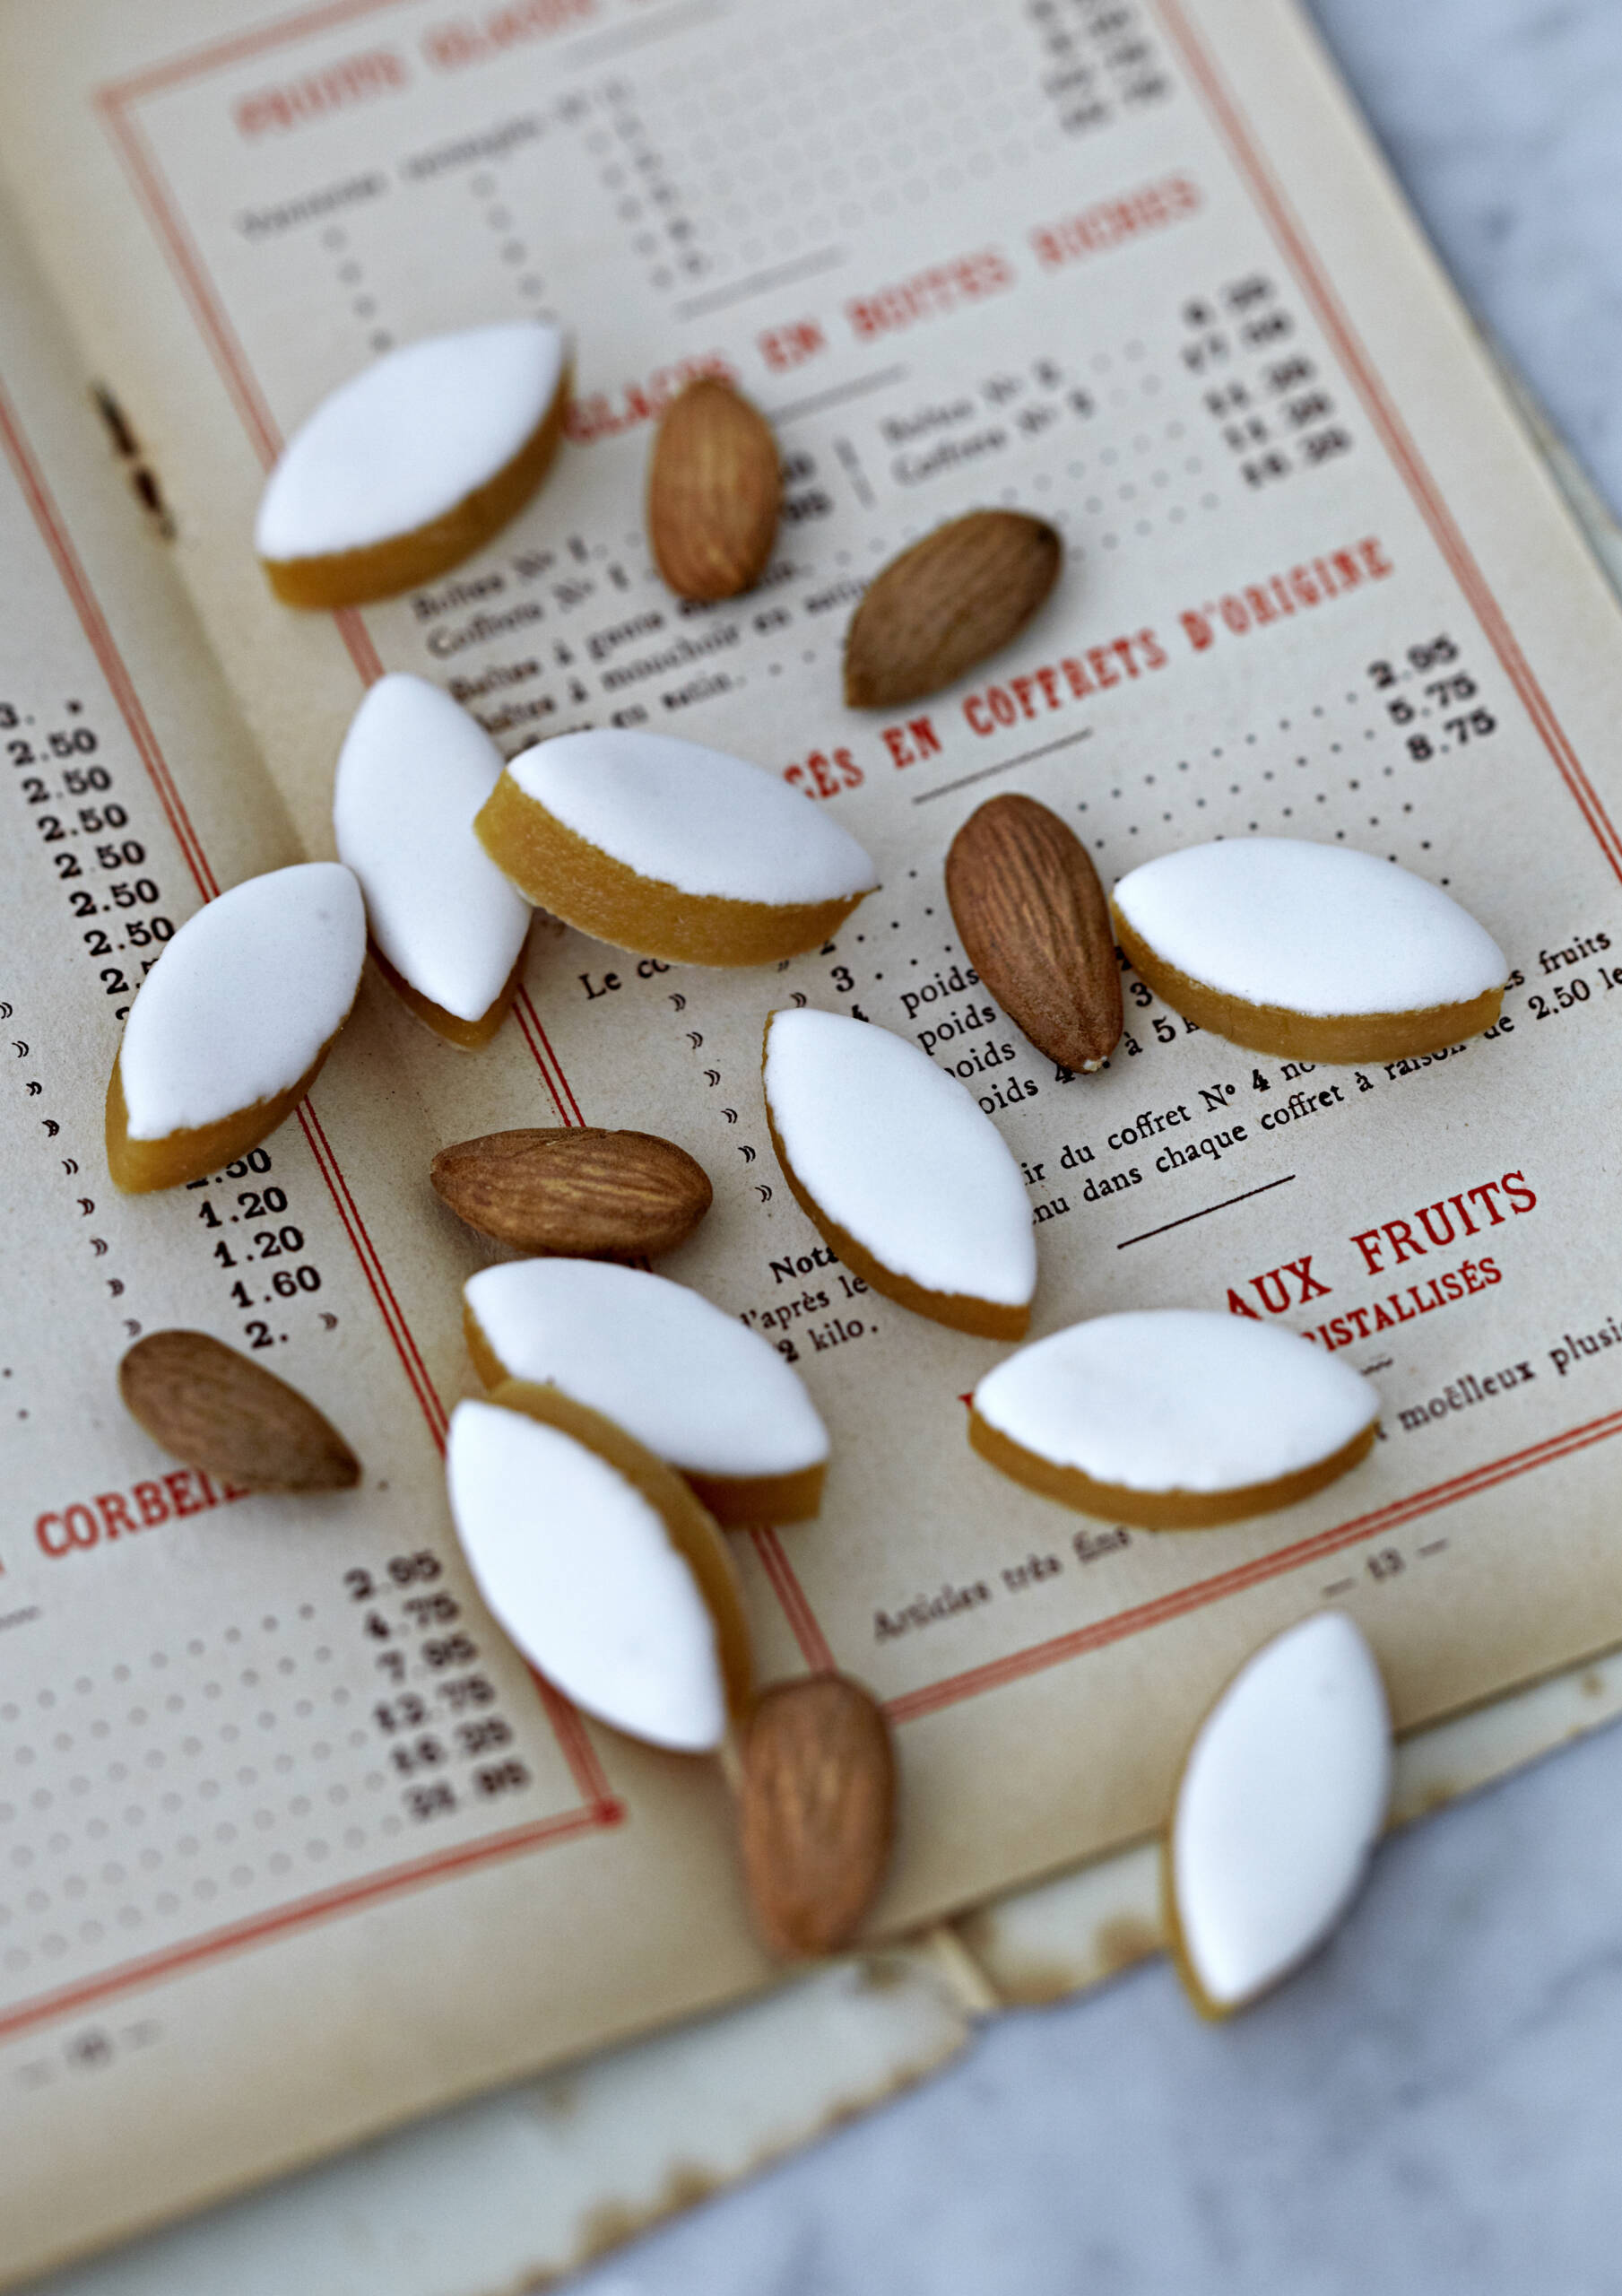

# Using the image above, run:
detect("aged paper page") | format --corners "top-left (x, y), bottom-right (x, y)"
top-left (0, 213), bottom-right (774, 2283)
top-left (5, 0), bottom-right (1622, 2266)
top-left (4, 0), bottom-right (1622, 1907)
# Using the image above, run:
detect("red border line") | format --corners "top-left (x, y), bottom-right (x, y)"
top-left (95, 0), bottom-right (1622, 1730)
top-left (334, 604), bottom-right (387, 684)
top-left (886, 1404), bottom-right (1622, 1724)
top-left (1151, 0), bottom-right (1622, 883)
top-left (93, 92), bottom-right (282, 469)
top-left (0, 1797), bottom-right (620, 2048)
top-left (0, 360), bottom-right (618, 2038)
top-left (0, 383), bottom-right (218, 902)
top-left (296, 1100), bottom-right (449, 1444)
top-left (757, 4), bottom-right (1622, 1718)
top-left (93, 61), bottom-right (592, 1039)
top-left (527, 1664), bottom-right (620, 1809)
top-left (91, 93), bottom-right (392, 702)
top-left (512, 986), bottom-right (586, 1126)
top-left (96, 0), bottom-right (416, 107)
top-left (748, 1527), bottom-right (836, 1674)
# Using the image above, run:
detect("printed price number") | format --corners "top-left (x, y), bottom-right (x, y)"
top-left (404, 1591), bottom-right (459, 1625)
top-left (82, 917), bottom-right (172, 958)
top-left (438, 1673), bottom-right (498, 1711)
top-left (6, 724), bottom-right (98, 762)
top-left (344, 1547), bottom-right (533, 1819)
top-left (194, 1156), bottom-right (328, 1339)
top-left (5, 697), bottom-right (173, 1022)
top-left (473, 1760), bottom-right (530, 1798)
top-left (16, 764), bottom-right (114, 801)
top-left (1405, 714), bottom-right (1496, 760)
top-left (421, 1632), bottom-right (479, 1670)
top-left (1526, 971), bottom-right (1619, 1020)
top-left (1367, 637), bottom-right (1498, 756)
top-left (343, 1551), bottom-right (443, 1598)
top-left (1367, 636), bottom-right (1458, 685)
top-left (390, 1734), bottom-right (447, 1776)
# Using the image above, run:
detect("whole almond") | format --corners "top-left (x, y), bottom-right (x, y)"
top-left (946, 793), bottom-right (1123, 1072)
top-left (118, 1330), bottom-right (360, 1492)
top-left (648, 377), bottom-right (781, 602)
top-left (431, 1127), bottom-right (713, 1258)
top-left (739, 1674), bottom-right (896, 1958)
top-left (844, 509), bottom-right (1062, 709)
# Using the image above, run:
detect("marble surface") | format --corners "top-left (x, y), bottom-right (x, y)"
top-left (30, 5), bottom-right (1622, 2292)
top-left (580, 1719), bottom-right (1622, 2295)
top-left (553, 5), bottom-right (1622, 2289)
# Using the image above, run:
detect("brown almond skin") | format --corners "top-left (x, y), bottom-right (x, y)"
top-left (739, 1674), bottom-right (896, 1958)
top-left (648, 378), bottom-right (781, 602)
top-left (430, 1126), bottom-right (712, 1258)
top-left (946, 793), bottom-right (1123, 1072)
top-left (118, 1331), bottom-right (360, 1493)
top-left (844, 510), bottom-right (1062, 709)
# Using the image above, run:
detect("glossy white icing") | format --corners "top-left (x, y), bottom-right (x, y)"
top-left (503, 730), bottom-right (878, 906)
top-left (1171, 1611), bottom-right (1392, 2009)
top-left (764, 1008), bottom-right (1036, 1309)
top-left (446, 1398), bottom-right (726, 1754)
top-left (465, 1259), bottom-right (828, 1479)
top-left (255, 322), bottom-right (565, 562)
top-left (118, 864), bottom-right (365, 1139)
top-left (1113, 838), bottom-right (1506, 1015)
top-left (973, 1310), bottom-right (1377, 1492)
top-left (334, 674), bottom-right (531, 1023)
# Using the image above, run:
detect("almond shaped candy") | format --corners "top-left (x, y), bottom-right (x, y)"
top-left (334, 674), bottom-right (532, 1048)
top-left (432, 1126), bottom-right (712, 1258)
top-left (844, 510), bottom-right (1062, 709)
top-left (255, 321), bottom-right (568, 609)
top-left (763, 1008), bottom-right (1036, 1339)
top-left (1167, 1612), bottom-right (1392, 2017)
top-left (107, 864), bottom-right (366, 1192)
top-left (739, 1675), bottom-right (896, 1958)
top-left (648, 377), bottom-right (780, 602)
top-left (446, 1383), bottom-right (752, 1752)
top-left (119, 1329), bottom-right (359, 1492)
top-left (970, 1310), bottom-right (1378, 1527)
top-left (464, 1259), bottom-right (829, 1525)
top-left (1112, 838), bottom-right (1507, 1063)
top-left (946, 793), bottom-right (1123, 1073)
top-left (475, 729), bottom-right (879, 965)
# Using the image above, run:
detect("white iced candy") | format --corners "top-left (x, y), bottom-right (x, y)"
top-left (334, 674), bottom-right (531, 1023)
top-left (764, 1009), bottom-right (1036, 1310)
top-left (118, 864), bottom-right (366, 1139)
top-left (465, 1259), bottom-right (828, 1480)
top-left (973, 1310), bottom-right (1376, 1493)
top-left (1113, 838), bottom-right (1505, 1016)
top-left (505, 731), bottom-right (879, 906)
top-left (447, 1398), bottom-right (726, 1753)
top-left (1171, 1612), bottom-right (1392, 2010)
top-left (255, 322), bottom-right (566, 563)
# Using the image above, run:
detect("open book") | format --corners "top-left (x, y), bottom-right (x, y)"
top-left (4, 0), bottom-right (1622, 2279)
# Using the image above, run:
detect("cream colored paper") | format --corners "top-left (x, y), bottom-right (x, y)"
top-left (3, 0), bottom-right (1622, 2278)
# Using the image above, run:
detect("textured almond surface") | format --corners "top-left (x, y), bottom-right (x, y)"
top-left (118, 1330), bottom-right (360, 1492)
top-left (739, 1674), bottom-right (896, 1957)
top-left (844, 509), bottom-right (1062, 708)
top-left (430, 1127), bottom-right (712, 1257)
top-left (648, 378), bottom-right (780, 601)
top-left (946, 793), bottom-right (1123, 1071)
